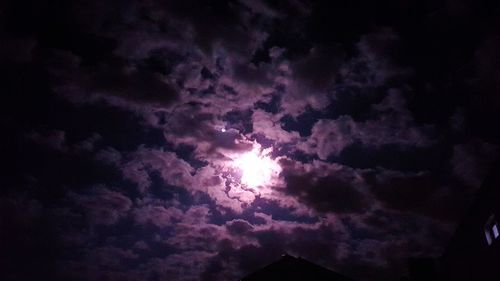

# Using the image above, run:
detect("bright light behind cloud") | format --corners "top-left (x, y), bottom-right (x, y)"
top-left (234, 147), bottom-right (281, 188)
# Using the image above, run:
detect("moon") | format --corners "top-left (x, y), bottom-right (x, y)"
top-left (234, 148), bottom-right (281, 188)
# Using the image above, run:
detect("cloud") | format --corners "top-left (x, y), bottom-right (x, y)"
top-left (366, 170), bottom-right (438, 212)
top-left (306, 117), bottom-right (356, 159)
top-left (298, 90), bottom-right (433, 160)
top-left (291, 46), bottom-right (344, 93)
top-left (26, 130), bottom-right (102, 153)
top-left (87, 246), bottom-right (139, 270)
top-left (159, 105), bottom-right (253, 158)
top-left (68, 185), bottom-right (132, 225)
top-left (50, 52), bottom-right (180, 111)
top-left (0, 197), bottom-right (63, 281)
top-left (363, 168), bottom-right (467, 222)
top-left (146, 250), bottom-right (217, 281)
top-left (450, 140), bottom-right (498, 188)
top-left (4, 1), bottom-right (500, 281)
top-left (133, 205), bottom-right (184, 228)
top-left (226, 219), bottom-right (254, 236)
top-left (0, 36), bottom-right (37, 63)
top-left (355, 28), bottom-right (411, 86)
top-left (121, 146), bottom-right (194, 193)
top-left (26, 130), bottom-right (68, 152)
top-left (278, 158), bottom-right (369, 214)
top-left (252, 109), bottom-right (301, 143)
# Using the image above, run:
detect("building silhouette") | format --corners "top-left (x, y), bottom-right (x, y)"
top-left (399, 257), bottom-right (438, 281)
top-left (439, 164), bottom-right (500, 280)
top-left (239, 254), bottom-right (355, 281)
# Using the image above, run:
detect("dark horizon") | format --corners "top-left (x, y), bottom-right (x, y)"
top-left (2, 0), bottom-right (500, 280)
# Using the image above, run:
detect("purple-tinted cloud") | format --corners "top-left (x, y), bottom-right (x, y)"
top-left (298, 90), bottom-right (433, 160)
top-left (3, 1), bottom-right (500, 281)
top-left (69, 185), bottom-right (132, 225)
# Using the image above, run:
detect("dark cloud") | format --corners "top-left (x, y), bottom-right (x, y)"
top-left (365, 169), bottom-right (474, 222)
top-left (291, 46), bottom-right (344, 93)
top-left (279, 159), bottom-right (368, 214)
top-left (69, 185), bottom-right (132, 225)
top-left (451, 140), bottom-right (498, 188)
top-left (297, 90), bottom-right (434, 160)
top-left (0, 197), bottom-right (63, 281)
top-left (366, 170), bottom-right (439, 214)
top-left (92, 67), bottom-right (179, 106)
top-left (226, 219), bottom-right (254, 236)
top-left (48, 52), bottom-right (180, 110)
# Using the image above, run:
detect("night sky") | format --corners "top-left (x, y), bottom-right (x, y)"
top-left (2, 1), bottom-right (500, 280)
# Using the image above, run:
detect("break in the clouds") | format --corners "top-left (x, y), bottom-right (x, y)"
top-left (2, 0), bottom-right (500, 280)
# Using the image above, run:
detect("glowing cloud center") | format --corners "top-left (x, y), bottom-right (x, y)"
top-left (234, 148), bottom-right (281, 188)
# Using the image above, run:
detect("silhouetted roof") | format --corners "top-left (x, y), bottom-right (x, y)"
top-left (240, 254), bottom-right (355, 281)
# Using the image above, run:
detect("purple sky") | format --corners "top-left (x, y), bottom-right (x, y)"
top-left (2, 1), bottom-right (500, 280)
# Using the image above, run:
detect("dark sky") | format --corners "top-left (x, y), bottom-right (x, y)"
top-left (2, 0), bottom-right (500, 280)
